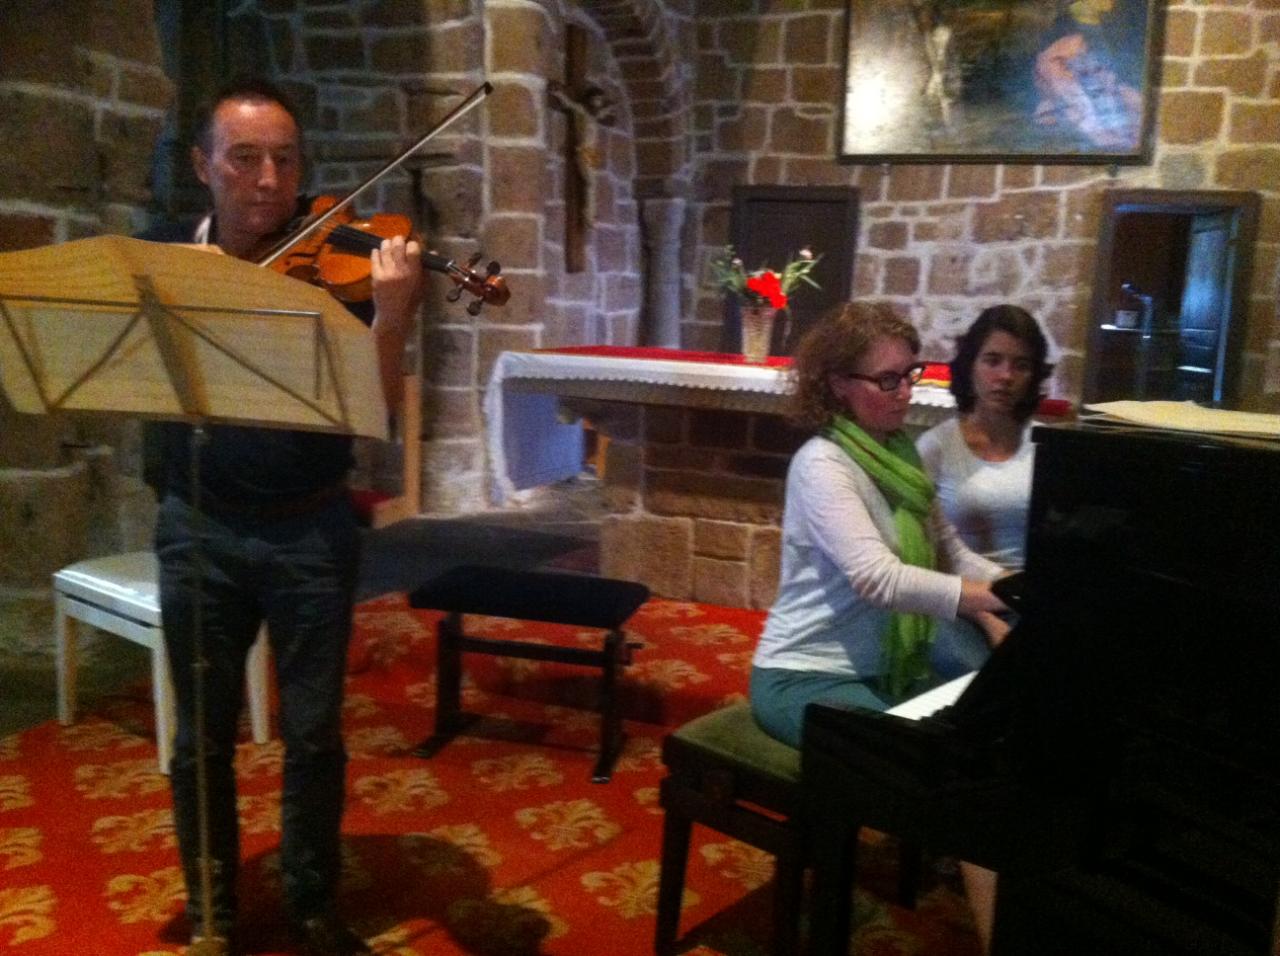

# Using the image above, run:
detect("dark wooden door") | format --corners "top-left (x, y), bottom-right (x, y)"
top-left (722, 185), bottom-right (859, 355)
top-left (1177, 211), bottom-right (1232, 402)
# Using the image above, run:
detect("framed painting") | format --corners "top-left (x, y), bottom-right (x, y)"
top-left (839, 0), bottom-right (1164, 164)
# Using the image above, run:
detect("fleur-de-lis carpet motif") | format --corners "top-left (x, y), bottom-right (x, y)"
top-left (0, 775), bottom-right (34, 812)
top-left (0, 593), bottom-right (980, 954)
top-left (0, 884), bottom-right (56, 945)
top-left (91, 808), bottom-right (176, 854)
top-left (0, 826), bottom-right (42, 869)
top-left (514, 798), bottom-right (620, 851)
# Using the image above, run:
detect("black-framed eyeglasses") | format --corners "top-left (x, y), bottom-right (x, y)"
top-left (844, 362), bottom-right (928, 392)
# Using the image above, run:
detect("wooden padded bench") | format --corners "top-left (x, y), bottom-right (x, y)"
top-left (658, 703), bottom-right (923, 956)
top-left (408, 565), bottom-right (650, 782)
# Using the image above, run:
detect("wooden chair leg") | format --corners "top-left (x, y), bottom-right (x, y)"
top-left (413, 612), bottom-right (467, 759)
top-left (771, 843), bottom-right (806, 956)
top-left (152, 634), bottom-right (176, 775)
top-left (245, 625), bottom-right (271, 745)
top-left (655, 782), bottom-right (693, 956)
top-left (897, 839), bottom-right (923, 908)
top-left (592, 628), bottom-right (626, 783)
top-left (808, 817), bottom-right (860, 956)
top-left (54, 593), bottom-right (77, 725)
top-left (435, 612), bottom-right (463, 732)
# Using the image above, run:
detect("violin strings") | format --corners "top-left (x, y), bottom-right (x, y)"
top-left (328, 224), bottom-right (383, 253)
top-left (305, 222), bottom-right (481, 295)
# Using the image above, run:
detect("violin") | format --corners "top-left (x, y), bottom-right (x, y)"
top-left (269, 194), bottom-right (510, 316)
top-left (255, 82), bottom-right (508, 316)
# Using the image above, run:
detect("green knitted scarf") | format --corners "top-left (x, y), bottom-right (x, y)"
top-left (823, 414), bottom-right (938, 700)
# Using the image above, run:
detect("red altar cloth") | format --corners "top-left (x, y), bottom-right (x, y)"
top-left (542, 344), bottom-right (795, 369)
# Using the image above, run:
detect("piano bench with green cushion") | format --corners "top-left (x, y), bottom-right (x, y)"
top-left (656, 702), bottom-right (921, 956)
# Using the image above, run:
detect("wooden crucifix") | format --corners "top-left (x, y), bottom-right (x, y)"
top-left (548, 24), bottom-right (616, 273)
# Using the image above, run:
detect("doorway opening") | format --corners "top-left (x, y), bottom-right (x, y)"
top-left (1082, 188), bottom-right (1260, 408)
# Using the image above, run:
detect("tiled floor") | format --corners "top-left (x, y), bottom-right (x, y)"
top-left (357, 474), bottom-right (604, 598)
top-left (432, 472), bottom-right (606, 550)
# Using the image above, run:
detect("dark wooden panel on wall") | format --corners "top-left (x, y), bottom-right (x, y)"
top-left (721, 185), bottom-right (859, 356)
top-left (151, 0), bottom-right (233, 218)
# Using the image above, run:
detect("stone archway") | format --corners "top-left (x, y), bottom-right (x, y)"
top-left (578, 0), bottom-right (694, 345)
top-left (577, 0), bottom-right (694, 201)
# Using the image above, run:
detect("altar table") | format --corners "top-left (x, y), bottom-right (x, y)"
top-left (483, 346), bottom-right (959, 502)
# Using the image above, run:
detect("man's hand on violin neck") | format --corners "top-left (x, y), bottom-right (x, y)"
top-left (370, 234), bottom-right (425, 330)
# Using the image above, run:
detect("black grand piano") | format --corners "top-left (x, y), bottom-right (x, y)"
top-left (802, 423), bottom-right (1280, 956)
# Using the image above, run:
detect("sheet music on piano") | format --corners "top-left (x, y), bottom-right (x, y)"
top-left (885, 671), bottom-right (976, 720)
top-left (1082, 400), bottom-right (1280, 440)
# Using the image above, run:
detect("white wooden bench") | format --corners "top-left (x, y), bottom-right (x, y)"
top-left (53, 551), bottom-right (270, 773)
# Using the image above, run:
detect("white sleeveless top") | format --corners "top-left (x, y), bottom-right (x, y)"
top-left (916, 417), bottom-right (1034, 571)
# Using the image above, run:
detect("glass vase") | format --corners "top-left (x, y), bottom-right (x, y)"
top-left (740, 304), bottom-right (777, 363)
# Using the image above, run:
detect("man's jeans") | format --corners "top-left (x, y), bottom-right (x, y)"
top-left (155, 492), bottom-right (360, 933)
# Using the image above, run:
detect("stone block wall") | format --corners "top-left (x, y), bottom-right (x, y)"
top-left (598, 404), bottom-right (802, 608)
top-left (686, 0), bottom-right (1280, 410)
top-left (226, 0), bottom-right (645, 512)
top-left (7, 0), bottom-right (1280, 614)
top-left (0, 1), bottom-right (173, 657)
top-left (477, 0), bottom-right (644, 508)
top-left (595, 0), bottom-right (1280, 602)
top-left (0, 2), bottom-right (172, 247)
top-left (224, 0), bottom-right (499, 513)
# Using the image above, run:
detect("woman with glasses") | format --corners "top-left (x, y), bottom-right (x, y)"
top-left (750, 302), bottom-right (1011, 953)
top-left (750, 302), bottom-right (1009, 751)
top-left (917, 305), bottom-right (1053, 572)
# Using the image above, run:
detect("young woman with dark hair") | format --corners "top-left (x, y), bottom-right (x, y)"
top-left (917, 304), bottom-right (1053, 572)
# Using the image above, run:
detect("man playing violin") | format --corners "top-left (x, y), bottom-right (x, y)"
top-left (143, 78), bottom-right (423, 956)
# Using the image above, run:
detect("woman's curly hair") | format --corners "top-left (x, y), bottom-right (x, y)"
top-left (789, 301), bottom-right (920, 432)
top-left (948, 304), bottom-right (1053, 421)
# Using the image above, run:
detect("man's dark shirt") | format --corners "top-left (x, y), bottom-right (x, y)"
top-left (138, 212), bottom-right (375, 510)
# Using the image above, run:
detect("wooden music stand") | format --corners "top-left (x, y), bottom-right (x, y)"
top-left (0, 234), bottom-right (387, 438)
top-left (0, 234), bottom-right (388, 943)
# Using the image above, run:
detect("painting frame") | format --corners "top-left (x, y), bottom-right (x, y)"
top-left (838, 0), bottom-right (1165, 165)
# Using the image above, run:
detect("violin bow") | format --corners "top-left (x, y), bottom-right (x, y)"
top-left (257, 81), bottom-right (493, 269)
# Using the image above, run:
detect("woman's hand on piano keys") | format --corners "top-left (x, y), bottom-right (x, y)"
top-left (959, 579), bottom-right (1012, 647)
top-left (959, 579), bottom-right (1009, 617)
top-left (972, 610), bottom-right (1012, 647)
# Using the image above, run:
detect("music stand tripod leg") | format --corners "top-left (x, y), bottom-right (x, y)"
top-left (186, 422), bottom-right (219, 943)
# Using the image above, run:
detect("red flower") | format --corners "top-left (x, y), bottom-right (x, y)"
top-left (745, 270), bottom-right (787, 309)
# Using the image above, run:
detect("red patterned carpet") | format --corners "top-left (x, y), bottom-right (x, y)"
top-left (0, 594), bottom-right (980, 955)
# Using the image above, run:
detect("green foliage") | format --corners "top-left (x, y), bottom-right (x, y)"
top-left (708, 244), bottom-right (821, 306)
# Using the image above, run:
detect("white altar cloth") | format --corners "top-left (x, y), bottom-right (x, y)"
top-left (483, 348), bottom-right (957, 503)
